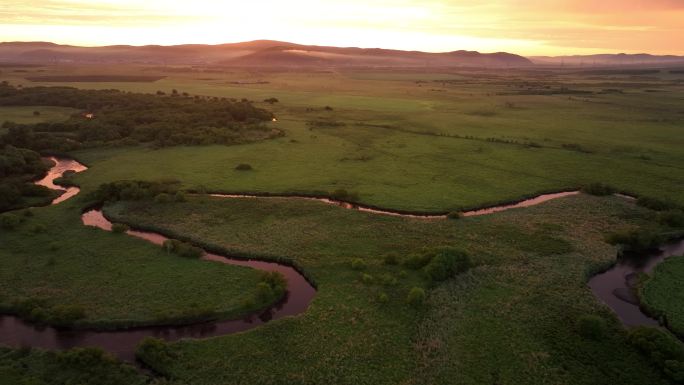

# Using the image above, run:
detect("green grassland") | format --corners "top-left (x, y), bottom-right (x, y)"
top-left (0, 347), bottom-right (149, 385)
top-left (108, 193), bottom-right (668, 385)
top-left (0, 106), bottom-right (77, 125)
top-left (0, 196), bottom-right (270, 329)
top-left (35, 66), bottom-right (680, 211)
top-left (1, 65), bottom-right (683, 384)
top-left (0, 105), bottom-right (77, 134)
top-left (642, 256), bottom-right (684, 338)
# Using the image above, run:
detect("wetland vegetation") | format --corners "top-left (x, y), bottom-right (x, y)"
top-left (1, 63), bottom-right (684, 384)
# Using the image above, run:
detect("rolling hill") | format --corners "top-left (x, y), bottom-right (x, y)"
top-left (0, 40), bottom-right (533, 68)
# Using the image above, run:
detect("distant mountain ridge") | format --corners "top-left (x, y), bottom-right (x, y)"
top-left (0, 40), bottom-right (533, 68)
top-left (530, 53), bottom-right (684, 66)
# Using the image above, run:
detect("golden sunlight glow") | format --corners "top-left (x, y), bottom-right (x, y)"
top-left (1, 0), bottom-right (683, 55)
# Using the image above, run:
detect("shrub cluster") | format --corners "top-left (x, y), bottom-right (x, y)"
top-left (377, 293), bottom-right (389, 303)
top-left (136, 337), bottom-right (178, 368)
top-left (0, 346), bottom-right (143, 384)
top-left (255, 271), bottom-right (287, 303)
top-left (154, 192), bottom-right (172, 203)
top-left (0, 213), bottom-right (23, 230)
top-left (447, 211), bottom-right (462, 220)
top-left (360, 273), bottom-right (374, 284)
top-left (582, 183), bottom-right (617, 196)
top-left (11, 298), bottom-right (86, 327)
top-left (92, 179), bottom-right (181, 202)
top-left (350, 258), bottom-right (367, 270)
top-left (403, 253), bottom-right (434, 270)
top-left (162, 239), bottom-right (203, 258)
top-left (628, 327), bottom-right (684, 383)
top-left (422, 248), bottom-right (472, 283)
top-left (658, 210), bottom-right (684, 228)
top-left (577, 315), bottom-right (607, 340)
top-left (403, 247), bottom-right (472, 283)
top-left (0, 145), bottom-right (51, 211)
top-left (383, 253), bottom-right (399, 265)
top-left (111, 223), bottom-right (130, 234)
top-left (330, 189), bottom-right (359, 202)
top-left (606, 228), bottom-right (665, 253)
top-left (407, 287), bottom-right (426, 307)
top-left (637, 196), bottom-right (678, 211)
top-left (235, 163), bottom-right (253, 171)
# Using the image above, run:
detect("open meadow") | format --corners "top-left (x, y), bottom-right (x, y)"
top-left (1, 64), bottom-right (684, 384)
top-left (14, 65), bottom-right (678, 210)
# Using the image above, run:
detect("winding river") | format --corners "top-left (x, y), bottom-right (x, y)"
top-left (0, 157), bottom-right (680, 362)
top-left (589, 240), bottom-right (684, 327)
top-left (209, 191), bottom-right (581, 219)
top-left (1, 157), bottom-right (316, 362)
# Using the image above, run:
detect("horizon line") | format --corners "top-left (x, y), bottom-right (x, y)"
top-left (1, 39), bottom-right (682, 58)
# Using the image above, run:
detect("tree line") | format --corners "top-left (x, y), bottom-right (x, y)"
top-left (0, 82), bottom-right (278, 152)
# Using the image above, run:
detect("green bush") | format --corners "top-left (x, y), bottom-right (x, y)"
top-left (582, 183), bottom-right (617, 196)
top-left (637, 196), bottom-right (678, 211)
top-left (607, 229), bottom-right (665, 253)
top-left (403, 253), bottom-right (434, 270)
top-left (628, 327), bottom-right (684, 382)
top-left (377, 293), bottom-right (389, 303)
top-left (162, 239), bottom-right (203, 258)
top-left (407, 287), bottom-right (426, 307)
top-left (235, 163), bottom-right (253, 171)
top-left (378, 273), bottom-right (398, 286)
top-left (361, 273), bottom-right (374, 284)
top-left (256, 282), bottom-right (275, 303)
top-left (351, 258), bottom-right (367, 270)
top-left (423, 247), bottom-right (472, 282)
top-left (174, 191), bottom-right (187, 202)
top-left (260, 271), bottom-right (287, 295)
top-left (154, 193), bottom-right (172, 203)
top-left (49, 304), bottom-right (87, 325)
top-left (447, 211), bottom-right (462, 220)
top-left (15, 299), bottom-right (86, 326)
top-left (658, 210), bottom-right (684, 228)
top-left (383, 253), bottom-right (399, 265)
top-left (240, 297), bottom-right (256, 309)
top-left (254, 271), bottom-right (287, 303)
top-left (577, 315), bottom-right (607, 340)
top-left (331, 189), bottom-right (359, 202)
top-left (56, 346), bottom-right (116, 367)
top-left (31, 224), bottom-right (47, 233)
top-left (137, 337), bottom-right (177, 367)
top-left (111, 223), bottom-right (130, 234)
top-left (629, 327), bottom-right (684, 362)
top-left (664, 360), bottom-right (684, 383)
top-left (92, 180), bottom-right (181, 202)
top-left (0, 213), bottom-right (22, 230)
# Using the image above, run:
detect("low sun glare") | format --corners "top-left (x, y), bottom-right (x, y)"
top-left (1, 0), bottom-right (683, 55)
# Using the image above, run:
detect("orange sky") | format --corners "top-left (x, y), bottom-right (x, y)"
top-left (1, 0), bottom-right (683, 55)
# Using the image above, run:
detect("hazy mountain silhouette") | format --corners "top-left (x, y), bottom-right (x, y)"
top-left (530, 53), bottom-right (684, 66)
top-left (0, 40), bottom-right (533, 68)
